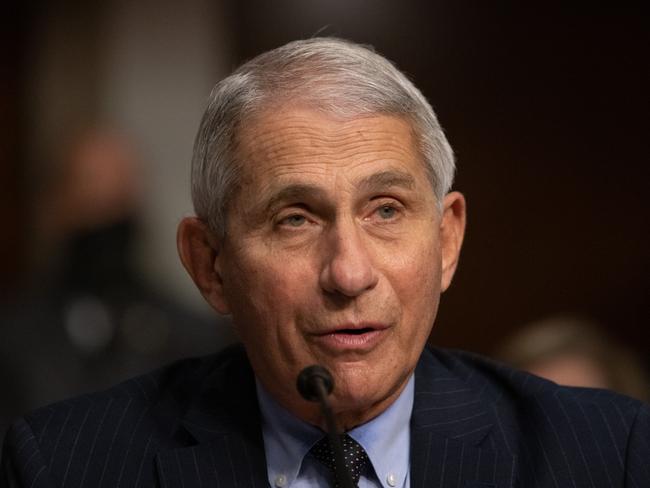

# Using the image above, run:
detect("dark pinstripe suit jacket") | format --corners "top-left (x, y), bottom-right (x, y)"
top-left (2, 344), bottom-right (649, 487)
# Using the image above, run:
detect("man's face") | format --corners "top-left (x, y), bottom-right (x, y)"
top-left (192, 108), bottom-right (464, 428)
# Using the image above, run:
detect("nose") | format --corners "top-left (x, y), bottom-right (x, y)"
top-left (319, 221), bottom-right (378, 298)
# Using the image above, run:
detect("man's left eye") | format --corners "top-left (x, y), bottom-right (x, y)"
top-left (281, 214), bottom-right (307, 227)
top-left (376, 205), bottom-right (397, 219)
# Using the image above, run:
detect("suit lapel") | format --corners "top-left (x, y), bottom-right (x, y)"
top-left (155, 346), bottom-right (269, 488)
top-left (410, 348), bottom-right (516, 488)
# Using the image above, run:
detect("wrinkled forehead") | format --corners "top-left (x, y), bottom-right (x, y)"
top-left (233, 104), bottom-right (430, 188)
top-left (221, 108), bottom-right (442, 233)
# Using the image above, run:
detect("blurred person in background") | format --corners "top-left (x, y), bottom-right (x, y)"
top-left (496, 315), bottom-right (650, 403)
top-left (0, 128), bottom-right (232, 439)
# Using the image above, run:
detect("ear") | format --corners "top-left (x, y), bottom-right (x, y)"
top-left (177, 217), bottom-right (231, 314)
top-left (439, 191), bottom-right (466, 292)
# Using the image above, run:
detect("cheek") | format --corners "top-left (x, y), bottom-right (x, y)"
top-left (223, 250), bottom-right (312, 330)
top-left (391, 241), bottom-right (442, 329)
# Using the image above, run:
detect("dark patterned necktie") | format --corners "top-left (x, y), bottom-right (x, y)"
top-left (309, 434), bottom-right (369, 487)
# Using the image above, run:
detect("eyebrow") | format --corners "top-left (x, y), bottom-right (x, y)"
top-left (264, 184), bottom-right (327, 213)
top-left (262, 170), bottom-right (417, 214)
top-left (356, 170), bottom-right (416, 193)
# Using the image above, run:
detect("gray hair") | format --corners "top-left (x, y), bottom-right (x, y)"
top-left (191, 37), bottom-right (455, 236)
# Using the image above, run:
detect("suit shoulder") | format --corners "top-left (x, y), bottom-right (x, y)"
top-left (22, 344), bottom-right (246, 436)
top-left (22, 357), bottom-right (195, 433)
top-left (3, 344), bottom-right (247, 487)
top-left (425, 346), bottom-right (647, 427)
top-left (421, 347), bottom-right (650, 485)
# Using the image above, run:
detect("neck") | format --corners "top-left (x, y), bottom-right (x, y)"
top-left (329, 386), bottom-right (410, 432)
top-left (260, 374), bottom-right (412, 433)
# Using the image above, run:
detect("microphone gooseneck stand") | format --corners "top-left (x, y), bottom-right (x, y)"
top-left (297, 365), bottom-right (356, 488)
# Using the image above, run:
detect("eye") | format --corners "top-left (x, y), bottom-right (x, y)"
top-left (280, 214), bottom-right (307, 227)
top-left (376, 205), bottom-right (397, 219)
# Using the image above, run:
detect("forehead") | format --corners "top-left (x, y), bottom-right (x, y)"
top-left (235, 108), bottom-right (429, 188)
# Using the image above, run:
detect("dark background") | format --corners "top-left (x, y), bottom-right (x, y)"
top-left (2, 4), bottom-right (648, 368)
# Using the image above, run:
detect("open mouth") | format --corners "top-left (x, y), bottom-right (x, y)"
top-left (336, 327), bottom-right (375, 335)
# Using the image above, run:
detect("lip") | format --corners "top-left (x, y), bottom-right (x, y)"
top-left (310, 323), bottom-right (390, 354)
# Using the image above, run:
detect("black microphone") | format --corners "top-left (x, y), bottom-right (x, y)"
top-left (297, 366), bottom-right (356, 488)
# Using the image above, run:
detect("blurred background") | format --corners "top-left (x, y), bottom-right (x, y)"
top-left (2, 2), bottom-right (648, 435)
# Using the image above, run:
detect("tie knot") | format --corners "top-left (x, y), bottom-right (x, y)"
top-left (310, 434), bottom-right (369, 486)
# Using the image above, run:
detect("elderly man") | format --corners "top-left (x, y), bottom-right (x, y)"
top-left (2, 38), bottom-right (649, 488)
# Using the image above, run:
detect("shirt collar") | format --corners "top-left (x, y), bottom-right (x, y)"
top-left (348, 376), bottom-right (413, 488)
top-left (257, 375), bottom-right (414, 488)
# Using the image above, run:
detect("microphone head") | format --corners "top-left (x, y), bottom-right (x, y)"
top-left (297, 365), bottom-right (334, 402)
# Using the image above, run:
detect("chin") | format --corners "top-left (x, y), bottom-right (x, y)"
top-left (330, 393), bottom-right (374, 418)
top-left (330, 372), bottom-right (393, 413)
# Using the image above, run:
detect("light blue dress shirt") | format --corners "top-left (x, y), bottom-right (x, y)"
top-left (256, 375), bottom-right (413, 488)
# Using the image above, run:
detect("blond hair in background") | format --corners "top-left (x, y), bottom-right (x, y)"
top-left (496, 316), bottom-right (649, 403)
